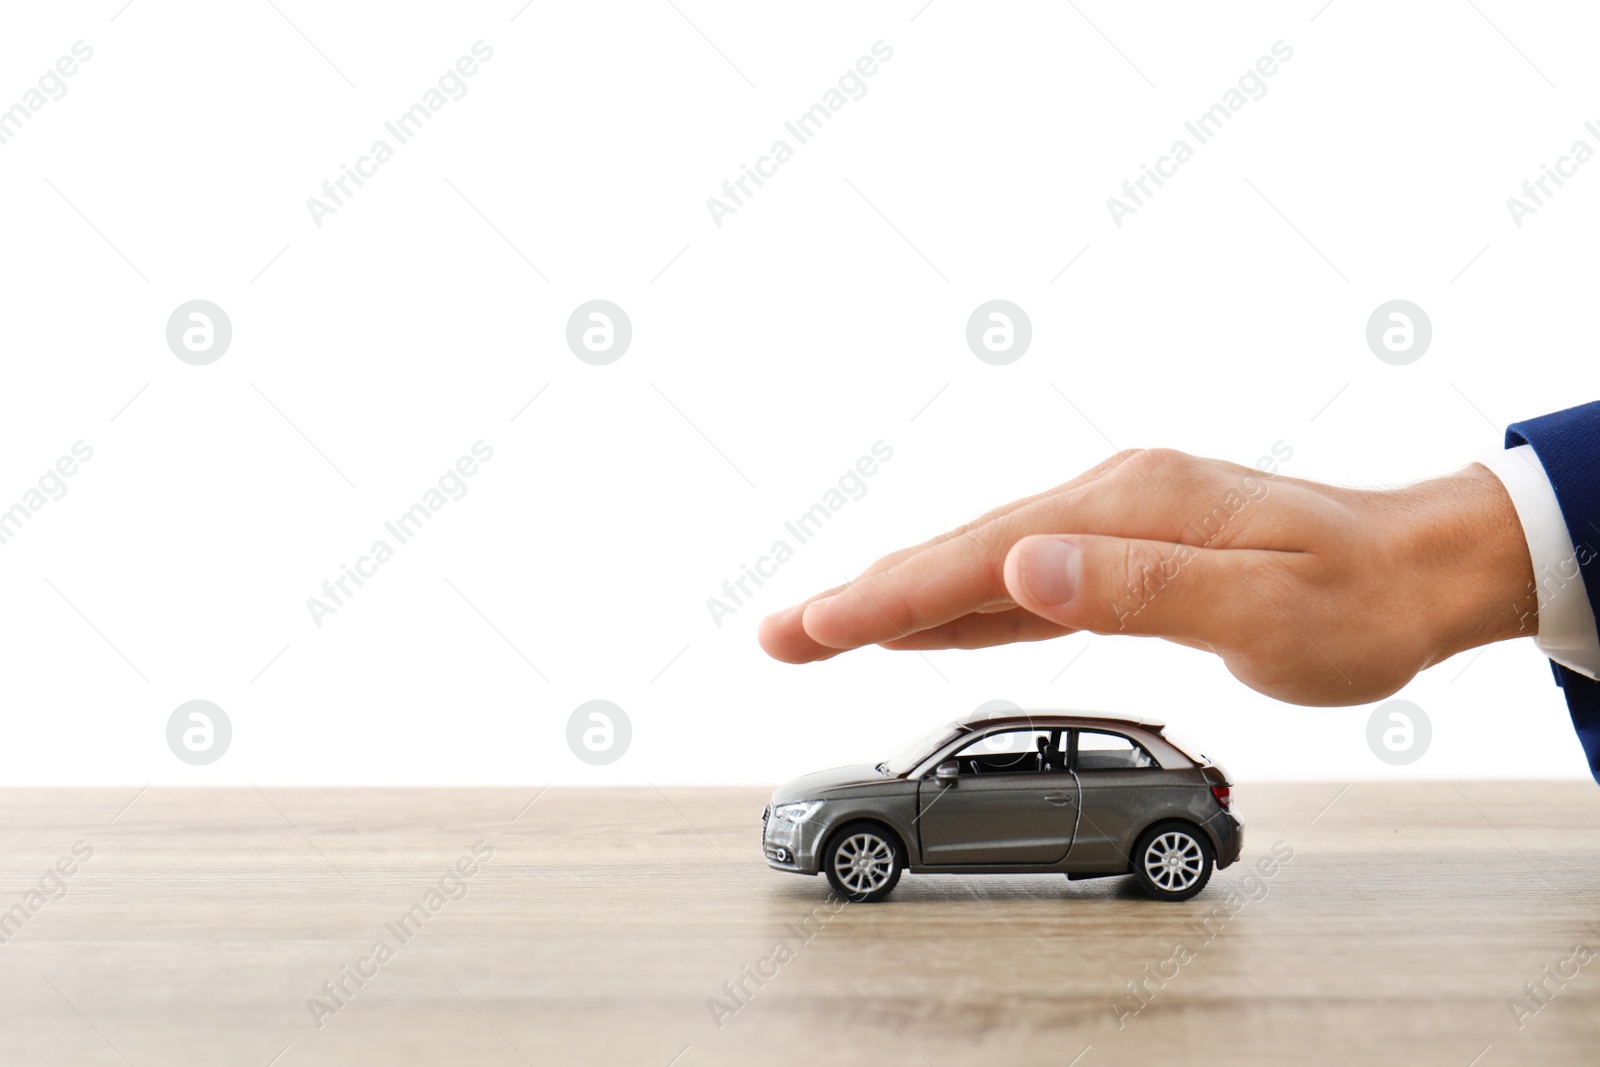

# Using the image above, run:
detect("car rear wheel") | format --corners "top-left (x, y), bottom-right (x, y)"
top-left (823, 822), bottom-right (903, 903)
top-left (1131, 822), bottom-right (1213, 902)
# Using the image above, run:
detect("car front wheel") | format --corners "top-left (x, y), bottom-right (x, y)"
top-left (823, 822), bottom-right (903, 903)
top-left (1131, 822), bottom-right (1214, 902)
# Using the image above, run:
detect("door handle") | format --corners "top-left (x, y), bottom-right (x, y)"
top-left (1043, 793), bottom-right (1075, 805)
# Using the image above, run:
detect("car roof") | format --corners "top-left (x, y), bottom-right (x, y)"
top-left (952, 708), bottom-right (1167, 733)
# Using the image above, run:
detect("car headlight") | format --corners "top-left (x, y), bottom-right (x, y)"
top-left (772, 800), bottom-right (824, 824)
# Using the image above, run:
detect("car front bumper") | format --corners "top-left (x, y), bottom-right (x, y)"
top-left (762, 804), bottom-right (825, 875)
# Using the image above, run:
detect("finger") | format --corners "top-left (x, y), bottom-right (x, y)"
top-left (1004, 533), bottom-right (1285, 646)
top-left (801, 524), bottom-right (1014, 650)
top-left (819, 451), bottom-right (1145, 589)
top-left (759, 451), bottom-right (1146, 661)
top-left (799, 451), bottom-right (1284, 652)
top-left (880, 612), bottom-right (1219, 654)
top-left (757, 590), bottom-right (849, 663)
top-left (879, 448), bottom-right (1167, 556)
top-left (1049, 450), bottom-right (1321, 551)
top-left (876, 608), bottom-right (1075, 651)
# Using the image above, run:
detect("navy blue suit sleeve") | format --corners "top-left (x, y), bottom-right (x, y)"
top-left (1505, 400), bottom-right (1600, 783)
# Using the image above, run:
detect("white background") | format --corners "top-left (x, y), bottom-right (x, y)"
top-left (1, 0), bottom-right (1596, 786)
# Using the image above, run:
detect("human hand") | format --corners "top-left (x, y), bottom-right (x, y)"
top-left (757, 448), bottom-right (1536, 706)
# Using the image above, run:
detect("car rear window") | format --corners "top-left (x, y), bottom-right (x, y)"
top-left (1076, 731), bottom-right (1156, 770)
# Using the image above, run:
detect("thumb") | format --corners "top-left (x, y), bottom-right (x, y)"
top-left (1003, 533), bottom-right (1250, 644)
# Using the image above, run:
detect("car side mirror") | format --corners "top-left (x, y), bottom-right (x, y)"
top-left (933, 760), bottom-right (959, 784)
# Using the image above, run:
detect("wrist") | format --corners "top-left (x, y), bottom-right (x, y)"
top-left (1395, 463), bottom-right (1536, 666)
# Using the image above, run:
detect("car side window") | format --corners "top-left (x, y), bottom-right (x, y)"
top-left (950, 728), bottom-right (1061, 775)
top-left (1075, 730), bottom-right (1156, 772)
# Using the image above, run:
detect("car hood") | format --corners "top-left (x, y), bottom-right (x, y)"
top-left (770, 763), bottom-right (906, 805)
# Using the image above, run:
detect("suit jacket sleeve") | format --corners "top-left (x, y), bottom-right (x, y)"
top-left (1505, 400), bottom-right (1600, 783)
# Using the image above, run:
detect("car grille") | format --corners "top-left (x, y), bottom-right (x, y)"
top-left (761, 804), bottom-right (770, 840)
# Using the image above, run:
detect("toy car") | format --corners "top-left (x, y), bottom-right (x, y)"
top-left (762, 709), bottom-right (1241, 902)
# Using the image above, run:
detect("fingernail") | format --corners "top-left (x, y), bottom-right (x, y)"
top-left (1022, 539), bottom-right (1080, 606)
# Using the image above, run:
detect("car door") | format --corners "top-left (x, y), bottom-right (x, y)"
top-left (1070, 729), bottom-right (1166, 868)
top-left (916, 729), bottom-right (1078, 865)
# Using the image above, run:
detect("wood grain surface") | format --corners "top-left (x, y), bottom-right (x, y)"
top-left (0, 782), bottom-right (1596, 1066)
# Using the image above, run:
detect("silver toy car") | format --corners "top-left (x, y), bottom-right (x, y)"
top-left (762, 709), bottom-right (1241, 902)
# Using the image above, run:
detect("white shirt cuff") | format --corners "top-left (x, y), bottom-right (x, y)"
top-left (1477, 443), bottom-right (1600, 680)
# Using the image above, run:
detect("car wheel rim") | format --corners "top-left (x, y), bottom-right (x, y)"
top-left (835, 833), bottom-right (894, 894)
top-left (1143, 831), bottom-right (1204, 892)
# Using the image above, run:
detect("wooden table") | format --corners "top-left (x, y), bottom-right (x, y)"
top-left (1, 783), bottom-right (1596, 1066)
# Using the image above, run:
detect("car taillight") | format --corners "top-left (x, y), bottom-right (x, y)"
top-left (1210, 785), bottom-right (1231, 811)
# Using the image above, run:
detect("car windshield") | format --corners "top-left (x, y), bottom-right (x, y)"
top-left (879, 722), bottom-right (964, 777)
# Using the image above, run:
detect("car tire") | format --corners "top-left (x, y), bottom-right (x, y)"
top-left (823, 821), bottom-right (904, 903)
top-left (1131, 821), bottom-right (1214, 902)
